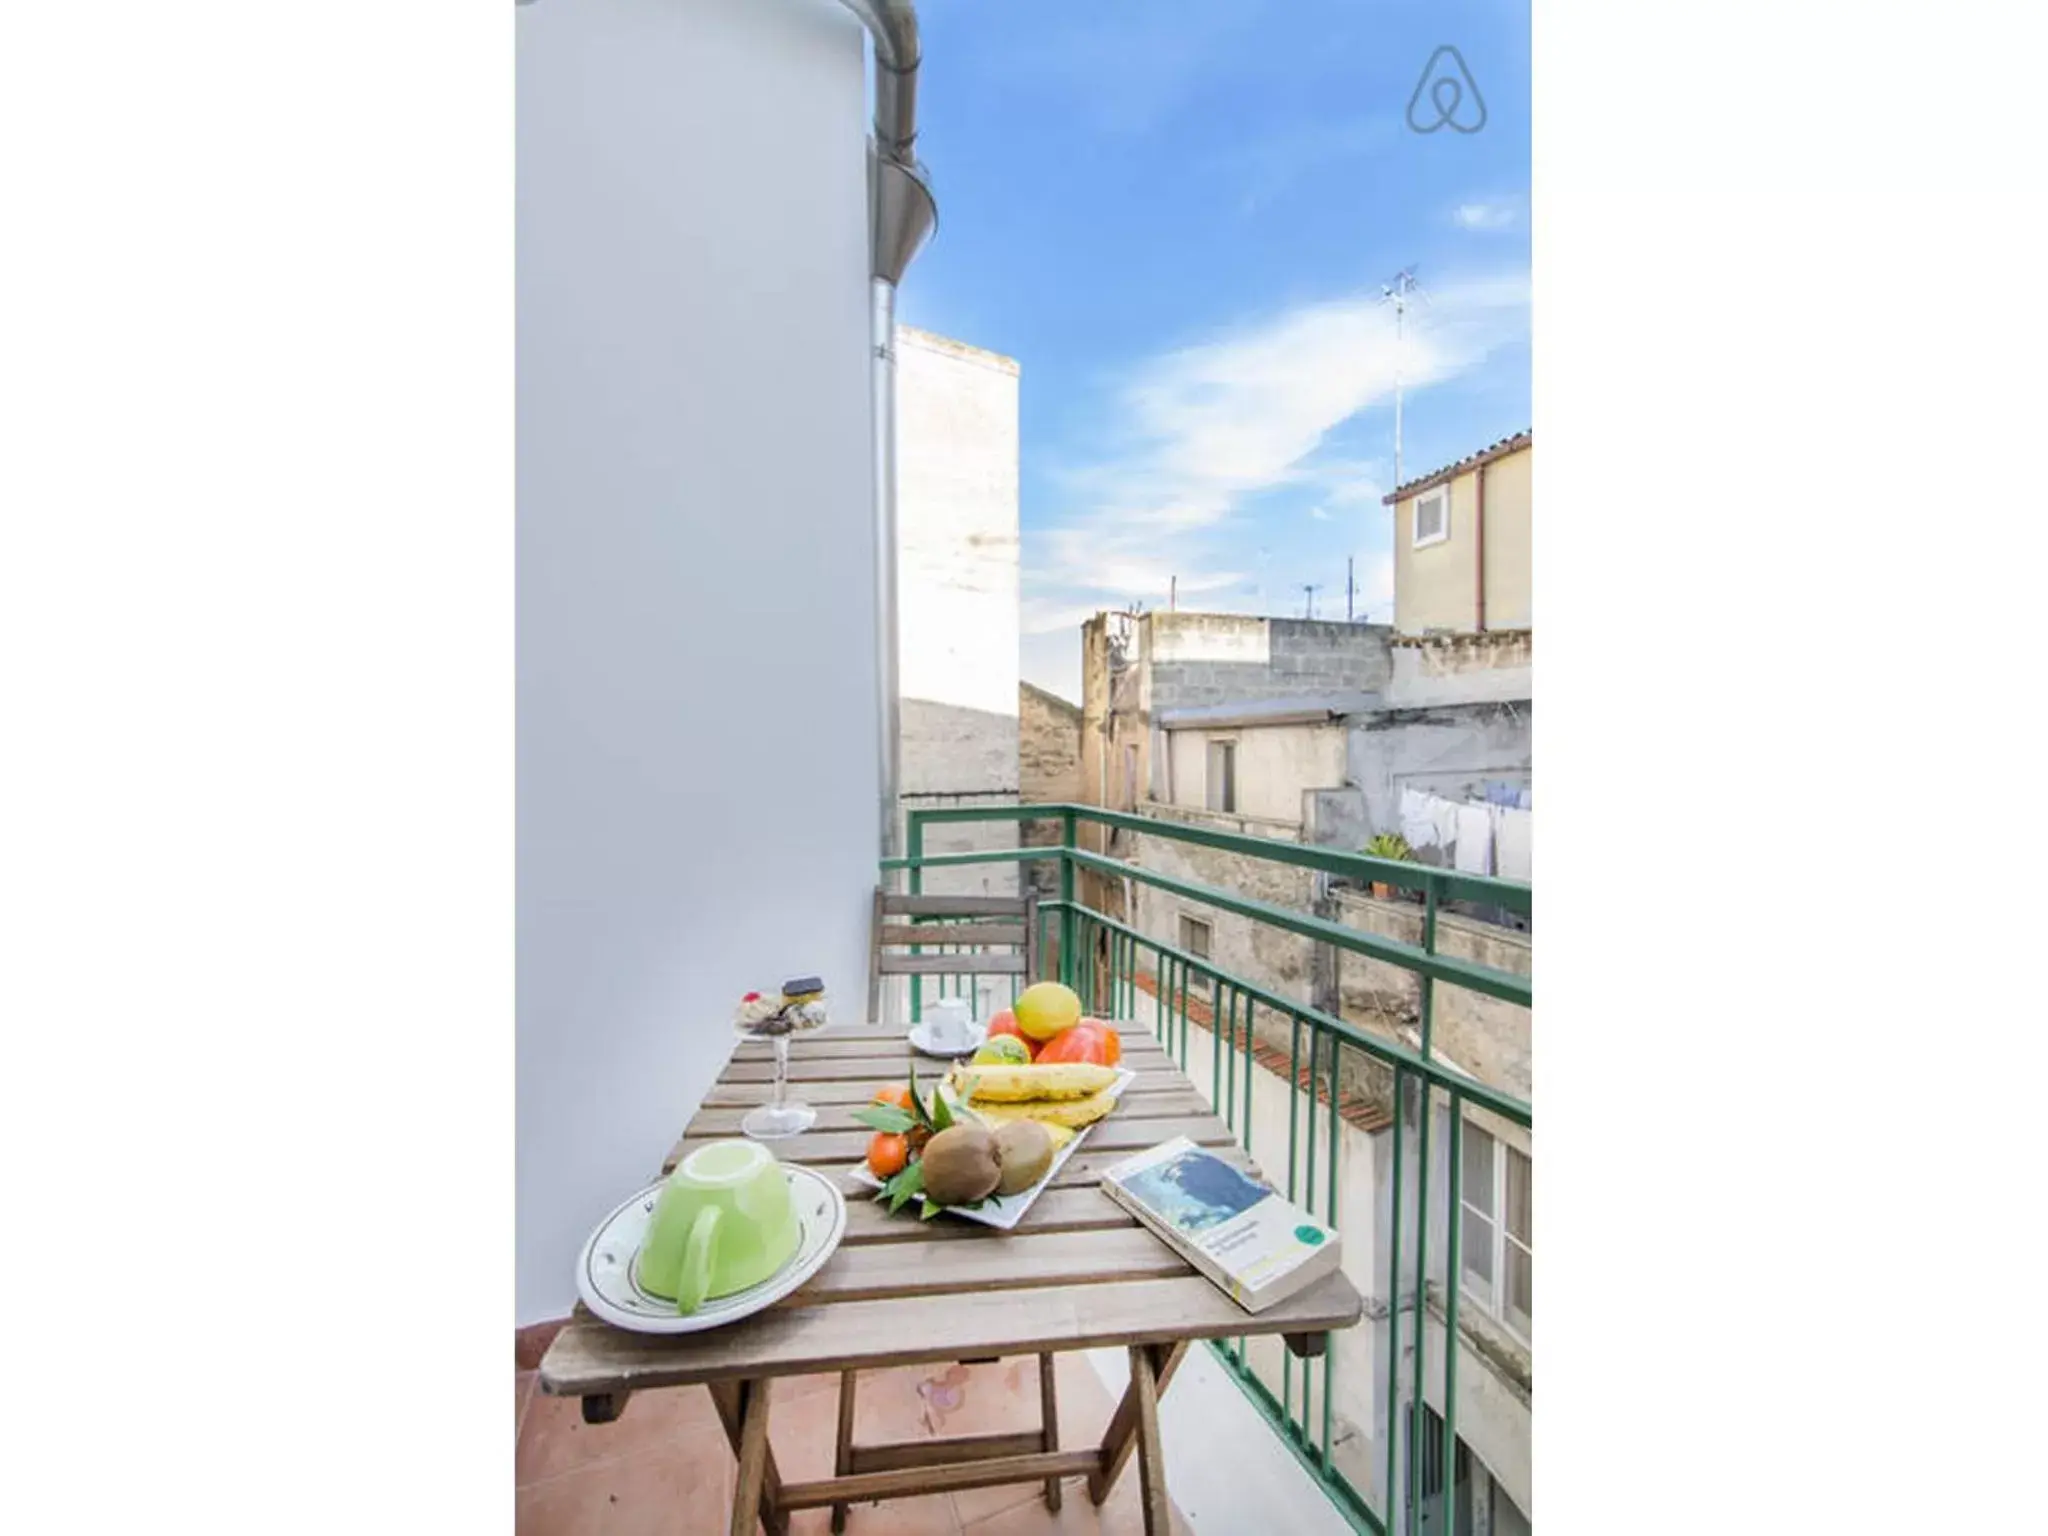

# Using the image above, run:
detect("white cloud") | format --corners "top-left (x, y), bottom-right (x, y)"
top-left (1021, 269), bottom-right (1526, 639)
top-left (1309, 506), bottom-right (1332, 521)
top-left (1053, 271), bottom-right (1525, 534)
top-left (1453, 198), bottom-right (1520, 232)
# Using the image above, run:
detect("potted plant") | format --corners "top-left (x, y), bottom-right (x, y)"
top-left (1364, 832), bottom-right (1412, 900)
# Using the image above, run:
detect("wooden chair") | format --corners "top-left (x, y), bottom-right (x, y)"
top-left (851, 886), bottom-right (1057, 1528)
top-left (866, 886), bottom-right (1041, 1025)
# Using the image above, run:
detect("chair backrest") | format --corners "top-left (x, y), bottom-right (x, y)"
top-left (868, 887), bottom-right (1041, 1024)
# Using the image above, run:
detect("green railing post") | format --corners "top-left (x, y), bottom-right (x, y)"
top-left (1058, 807), bottom-right (1076, 990)
top-left (1385, 1064), bottom-right (1406, 1529)
top-left (907, 811), bottom-right (925, 1023)
top-left (1442, 1096), bottom-right (1463, 1532)
top-left (1406, 878), bottom-right (1441, 1536)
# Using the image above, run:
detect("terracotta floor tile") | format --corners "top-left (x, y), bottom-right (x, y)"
top-left (948, 1355), bottom-right (1117, 1526)
top-left (515, 1468), bottom-right (610, 1536)
top-left (1091, 1466), bottom-right (1195, 1536)
top-left (951, 1479), bottom-right (1062, 1529)
top-left (517, 1378), bottom-right (725, 1489)
top-left (516, 1423), bottom-right (736, 1536)
top-left (957, 1468), bottom-right (1191, 1536)
top-left (778, 1370), bottom-right (845, 1405)
top-left (847, 1358), bottom-right (1048, 1443)
top-left (950, 1481), bottom-right (1050, 1528)
top-left (518, 1371), bottom-right (538, 1444)
top-left (957, 1487), bottom-right (1109, 1536)
top-left (765, 1378), bottom-right (844, 1483)
top-left (1049, 1354), bottom-right (1117, 1446)
top-left (785, 1492), bottom-right (960, 1535)
top-left (600, 1431), bottom-right (739, 1536)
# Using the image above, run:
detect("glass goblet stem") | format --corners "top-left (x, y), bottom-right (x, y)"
top-left (771, 1033), bottom-right (791, 1112)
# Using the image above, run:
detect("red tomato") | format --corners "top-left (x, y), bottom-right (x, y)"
top-left (1037, 1023), bottom-right (1116, 1066)
top-left (985, 1010), bottom-right (1039, 1059)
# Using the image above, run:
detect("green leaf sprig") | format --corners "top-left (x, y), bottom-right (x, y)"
top-left (854, 1062), bottom-right (989, 1214)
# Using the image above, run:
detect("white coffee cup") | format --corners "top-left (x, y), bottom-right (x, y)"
top-left (925, 998), bottom-right (975, 1052)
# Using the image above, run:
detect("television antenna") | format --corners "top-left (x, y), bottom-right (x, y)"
top-left (1380, 267), bottom-right (1426, 494)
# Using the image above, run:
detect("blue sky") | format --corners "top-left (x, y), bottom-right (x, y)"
top-left (898, 0), bottom-right (1531, 702)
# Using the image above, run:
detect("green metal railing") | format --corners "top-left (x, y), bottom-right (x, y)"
top-left (884, 803), bottom-right (1533, 1535)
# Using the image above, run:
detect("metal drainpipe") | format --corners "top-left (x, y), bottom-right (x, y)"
top-left (870, 276), bottom-right (904, 868)
top-left (839, 1), bottom-right (936, 869)
top-left (1474, 463), bottom-right (1488, 632)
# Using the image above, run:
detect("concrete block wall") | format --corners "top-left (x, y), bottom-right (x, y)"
top-left (1142, 615), bottom-right (1392, 712)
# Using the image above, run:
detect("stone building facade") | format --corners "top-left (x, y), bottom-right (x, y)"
top-left (1018, 680), bottom-right (1083, 899)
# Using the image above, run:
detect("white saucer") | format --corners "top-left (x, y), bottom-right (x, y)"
top-left (907, 1020), bottom-right (987, 1058)
top-left (576, 1165), bottom-right (846, 1334)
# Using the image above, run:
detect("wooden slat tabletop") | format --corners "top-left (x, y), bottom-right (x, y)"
top-left (540, 1023), bottom-right (1363, 1399)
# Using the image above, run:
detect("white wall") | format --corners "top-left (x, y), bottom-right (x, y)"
top-left (517, 0), bottom-right (876, 1324)
top-left (1167, 722), bottom-right (1349, 824)
top-left (895, 327), bottom-right (1021, 798)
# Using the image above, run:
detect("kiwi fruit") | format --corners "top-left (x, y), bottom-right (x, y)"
top-left (991, 1120), bottom-right (1055, 1196)
top-left (918, 1124), bottom-right (1002, 1205)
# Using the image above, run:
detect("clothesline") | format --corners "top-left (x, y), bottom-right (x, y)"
top-left (1396, 784), bottom-right (1532, 883)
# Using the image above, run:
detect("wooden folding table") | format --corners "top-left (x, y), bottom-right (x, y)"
top-left (539, 1025), bottom-right (1363, 1534)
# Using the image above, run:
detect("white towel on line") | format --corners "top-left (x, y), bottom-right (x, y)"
top-left (1493, 805), bottom-right (1532, 883)
top-left (1454, 801), bottom-right (1494, 875)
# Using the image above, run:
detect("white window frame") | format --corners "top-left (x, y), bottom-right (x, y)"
top-left (1458, 1121), bottom-right (1531, 1343)
top-left (1204, 739), bottom-right (1237, 814)
top-left (1179, 914), bottom-right (1212, 960)
top-left (1413, 485), bottom-right (1451, 549)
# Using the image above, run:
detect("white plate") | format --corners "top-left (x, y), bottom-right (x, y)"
top-left (906, 1020), bottom-right (987, 1059)
top-left (576, 1165), bottom-right (846, 1334)
top-left (848, 1066), bottom-right (1137, 1230)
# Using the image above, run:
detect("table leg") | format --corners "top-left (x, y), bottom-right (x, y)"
top-left (1038, 1352), bottom-right (1062, 1512)
top-left (708, 1379), bottom-right (788, 1536)
top-left (831, 1369), bottom-right (858, 1534)
top-left (1128, 1345), bottom-right (1172, 1536)
top-left (731, 1378), bottom-right (773, 1536)
top-left (1089, 1340), bottom-right (1188, 1506)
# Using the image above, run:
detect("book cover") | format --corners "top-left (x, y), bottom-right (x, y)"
top-left (1101, 1136), bottom-right (1342, 1313)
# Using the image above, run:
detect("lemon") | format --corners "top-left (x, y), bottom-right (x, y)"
top-left (1014, 981), bottom-right (1082, 1041)
top-left (972, 1034), bottom-right (1032, 1067)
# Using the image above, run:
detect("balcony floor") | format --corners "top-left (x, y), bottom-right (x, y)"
top-left (516, 1353), bottom-right (1193, 1534)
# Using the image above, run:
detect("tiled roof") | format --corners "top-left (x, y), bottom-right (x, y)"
top-left (1382, 429), bottom-right (1532, 504)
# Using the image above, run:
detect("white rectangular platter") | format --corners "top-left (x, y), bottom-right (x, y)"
top-left (846, 1066), bottom-right (1138, 1230)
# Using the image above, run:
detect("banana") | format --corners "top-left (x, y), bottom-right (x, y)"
top-left (965, 1112), bottom-right (1080, 1148)
top-left (968, 1089), bottom-right (1116, 1131)
top-left (950, 1062), bottom-right (1118, 1103)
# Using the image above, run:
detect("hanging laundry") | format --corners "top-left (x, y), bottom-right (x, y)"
top-left (1399, 787), bottom-right (1439, 852)
top-left (1431, 795), bottom-right (1462, 856)
top-left (1493, 805), bottom-right (1532, 883)
top-left (1454, 801), bottom-right (1494, 875)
